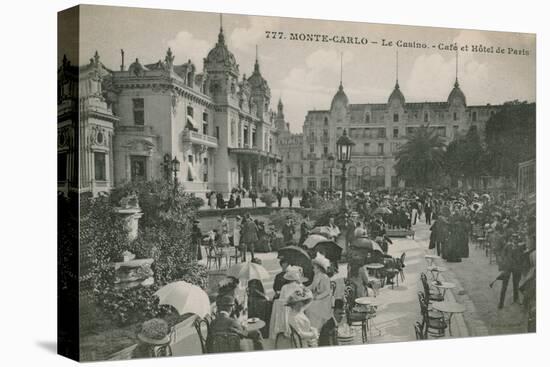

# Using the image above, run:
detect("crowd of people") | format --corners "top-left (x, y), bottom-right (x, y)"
top-left (184, 187), bottom-right (536, 354)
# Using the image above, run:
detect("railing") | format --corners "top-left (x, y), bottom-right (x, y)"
top-left (117, 125), bottom-right (154, 134)
top-left (182, 130), bottom-right (218, 147)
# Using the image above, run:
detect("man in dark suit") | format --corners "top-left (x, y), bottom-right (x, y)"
top-left (318, 299), bottom-right (347, 347)
top-left (208, 295), bottom-right (263, 352)
top-left (282, 217), bottom-right (296, 244)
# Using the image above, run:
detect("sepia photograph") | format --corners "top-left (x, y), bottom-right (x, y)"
top-left (56, 3), bottom-right (535, 363)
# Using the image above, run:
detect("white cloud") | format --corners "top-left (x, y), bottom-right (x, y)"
top-left (166, 31), bottom-right (211, 68)
top-left (229, 17), bottom-right (279, 55)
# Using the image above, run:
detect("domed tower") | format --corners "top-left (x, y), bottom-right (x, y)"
top-left (330, 52), bottom-right (349, 123)
top-left (204, 16), bottom-right (239, 104)
top-left (274, 97), bottom-right (287, 132)
top-left (247, 46), bottom-right (271, 121)
top-left (448, 51), bottom-right (466, 107)
top-left (388, 50), bottom-right (405, 108)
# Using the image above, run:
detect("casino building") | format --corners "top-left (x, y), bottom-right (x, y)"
top-left (58, 22), bottom-right (282, 197)
top-left (277, 57), bottom-right (502, 192)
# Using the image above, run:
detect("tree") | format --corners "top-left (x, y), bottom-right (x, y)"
top-left (395, 125), bottom-right (446, 187)
top-left (444, 126), bottom-right (487, 187)
top-left (484, 101), bottom-right (535, 178)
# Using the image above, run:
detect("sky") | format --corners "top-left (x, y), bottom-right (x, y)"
top-left (64, 5), bottom-right (536, 133)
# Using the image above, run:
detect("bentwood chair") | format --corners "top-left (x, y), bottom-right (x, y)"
top-left (344, 282), bottom-right (368, 343)
top-left (207, 332), bottom-right (241, 353)
top-left (414, 321), bottom-right (425, 340)
top-left (418, 292), bottom-right (447, 338)
top-left (420, 272), bottom-right (444, 304)
top-left (193, 315), bottom-right (211, 354)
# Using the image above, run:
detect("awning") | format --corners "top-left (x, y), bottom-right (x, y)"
top-left (186, 115), bottom-right (198, 131)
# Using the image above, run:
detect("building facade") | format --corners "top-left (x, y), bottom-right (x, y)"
top-left (58, 25), bottom-right (282, 197)
top-left (279, 74), bottom-right (502, 192)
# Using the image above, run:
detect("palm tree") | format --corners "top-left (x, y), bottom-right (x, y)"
top-left (395, 126), bottom-right (446, 187)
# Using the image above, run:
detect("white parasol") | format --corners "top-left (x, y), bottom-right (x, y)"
top-left (226, 262), bottom-right (270, 281)
top-left (154, 281), bottom-right (211, 318)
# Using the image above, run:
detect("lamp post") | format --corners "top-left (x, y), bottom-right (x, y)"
top-left (327, 153), bottom-right (335, 193)
top-left (162, 154), bottom-right (171, 181)
top-left (336, 129), bottom-right (355, 209)
top-left (171, 156), bottom-right (180, 197)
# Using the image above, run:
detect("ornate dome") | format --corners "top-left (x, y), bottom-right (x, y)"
top-left (388, 81), bottom-right (405, 105)
top-left (247, 60), bottom-right (270, 97)
top-left (128, 58), bottom-right (148, 77)
top-left (447, 79), bottom-right (467, 106)
top-left (330, 83), bottom-right (349, 110)
top-left (205, 28), bottom-right (238, 75)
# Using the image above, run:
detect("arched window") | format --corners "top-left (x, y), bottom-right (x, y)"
top-left (362, 166), bottom-right (371, 177)
top-left (376, 166), bottom-right (385, 177)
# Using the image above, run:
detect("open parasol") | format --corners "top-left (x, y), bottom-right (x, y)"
top-left (277, 246), bottom-right (313, 285)
top-left (313, 240), bottom-right (344, 263)
top-left (154, 281), bottom-right (211, 318)
top-left (351, 237), bottom-right (384, 253)
top-left (226, 262), bottom-right (270, 281)
top-left (303, 234), bottom-right (331, 249)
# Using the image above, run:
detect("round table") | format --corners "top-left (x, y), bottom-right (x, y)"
top-left (366, 263), bottom-right (385, 280)
top-left (431, 281), bottom-right (456, 299)
top-left (424, 254), bottom-right (441, 266)
top-left (244, 319), bottom-right (266, 332)
top-left (427, 265), bottom-right (447, 281)
top-left (355, 297), bottom-right (378, 306)
top-left (431, 301), bottom-right (466, 336)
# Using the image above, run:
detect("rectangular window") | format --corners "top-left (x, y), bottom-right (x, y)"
top-left (94, 152), bottom-right (106, 181)
top-left (378, 143), bottom-right (384, 155)
top-left (424, 113), bottom-right (429, 122)
top-left (58, 153), bottom-right (67, 181)
top-left (202, 112), bottom-right (208, 135)
top-left (203, 157), bottom-right (208, 182)
top-left (309, 161), bottom-right (315, 174)
top-left (130, 156), bottom-right (147, 182)
top-left (437, 127), bottom-right (446, 137)
top-left (453, 112), bottom-right (458, 121)
top-left (472, 111), bottom-right (478, 122)
top-left (393, 128), bottom-right (399, 138)
top-left (187, 106), bottom-right (194, 118)
top-left (378, 128), bottom-right (386, 138)
top-left (393, 113), bottom-right (399, 122)
top-left (323, 146), bottom-right (328, 156)
top-left (310, 144), bottom-right (315, 153)
top-left (215, 126), bottom-right (220, 139)
top-left (308, 178), bottom-right (317, 189)
top-left (363, 143), bottom-right (370, 154)
top-left (132, 98), bottom-right (144, 125)
top-left (365, 113), bottom-right (370, 123)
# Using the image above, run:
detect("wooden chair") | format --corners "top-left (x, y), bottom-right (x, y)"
top-left (418, 292), bottom-right (446, 338)
top-left (414, 321), bottom-right (425, 340)
top-left (206, 245), bottom-right (223, 270)
top-left (344, 282), bottom-right (368, 343)
top-left (289, 325), bottom-right (304, 348)
top-left (193, 316), bottom-right (211, 354)
top-left (420, 272), bottom-right (444, 304)
top-left (228, 246), bottom-right (241, 266)
top-left (398, 252), bottom-right (406, 282)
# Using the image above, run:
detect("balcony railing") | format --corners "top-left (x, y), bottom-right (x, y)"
top-left (182, 130), bottom-right (218, 148)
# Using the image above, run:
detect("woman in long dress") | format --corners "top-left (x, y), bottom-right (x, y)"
top-left (233, 215), bottom-right (242, 256)
top-left (287, 287), bottom-right (318, 347)
top-left (269, 265), bottom-right (305, 340)
top-left (305, 254), bottom-right (332, 330)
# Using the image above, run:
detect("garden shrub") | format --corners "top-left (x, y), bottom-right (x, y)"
top-left (259, 191), bottom-right (276, 207)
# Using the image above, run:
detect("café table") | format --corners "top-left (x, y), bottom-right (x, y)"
top-left (431, 301), bottom-right (466, 336)
top-left (424, 254), bottom-right (441, 266)
top-left (243, 318), bottom-right (266, 333)
top-left (366, 263), bottom-right (385, 281)
top-left (427, 265), bottom-right (447, 281)
top-left (355, 297), bottom-right (382, 337)
top-left (431, 281), bottom-right (456, 299)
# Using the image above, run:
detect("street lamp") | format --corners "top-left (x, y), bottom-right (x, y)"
top-left (327, 153), bottom-right (335, 193)
top-left (163, 154), bottom-right (171, 181)
top-left (336, 129), bottom-right (355, 208)
top-left (171, 156), bottom-right (180, 196)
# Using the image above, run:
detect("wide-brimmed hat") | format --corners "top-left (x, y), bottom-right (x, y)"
top-left (137, 318), bottom-right (170, 345)
top-left (312, 252), bottom-right (331, 272)
top-left (283, 265), bottom-right (307, 282)
top-left (286, 287), bottom-right (313, 306)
